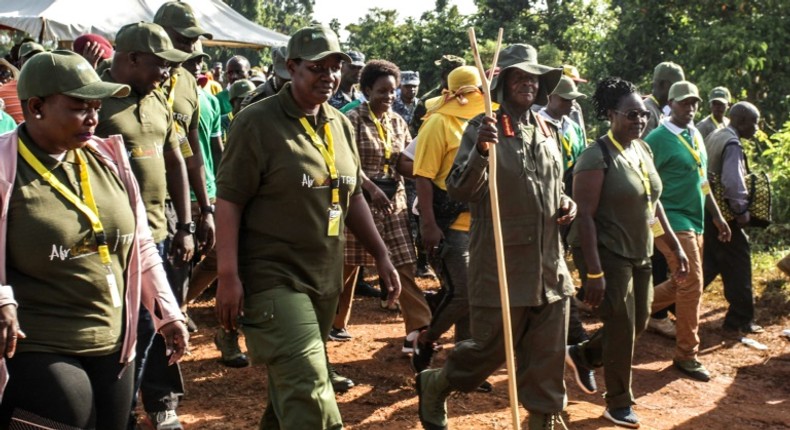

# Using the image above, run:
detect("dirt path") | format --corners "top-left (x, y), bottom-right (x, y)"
top-left (171, 276), bottom-right (790, 430)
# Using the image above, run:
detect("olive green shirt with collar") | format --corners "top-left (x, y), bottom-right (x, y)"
top-left (96, 70), bottom-right (180, 243)
top-left (9, 126), bottom-right (136, 356)
top-left (642, 95), bottom-right (663, 138)
top-left (696, 114), bottom-right (729, 139)
top-left (215, 82), bottom-right (362, 299)
top-left (162, 66), bottom-right (200, 157)
top-left (446, 108), bottom-right (575, 308)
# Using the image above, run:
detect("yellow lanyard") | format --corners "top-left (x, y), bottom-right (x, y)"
top-left (228, 111), bottom-right (234, 122)
top-left (608, 130), bottom-right (653, 214)
top-left (165, 75), bottom-right (177, 110)
top-left (17, 139), bottom-right (112, 266)
top-left (676, 130), bottom-right (705, 177)
top-left (560, 134), bottom-right (573, 168)
top-left (299, 116), bottom-right (339, 206)
top-left (368, 108), bottom-right (392, 176)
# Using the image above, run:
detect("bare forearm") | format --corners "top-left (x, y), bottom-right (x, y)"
top-left (216, 198), bottom-right (243, 277)
top-left (164, 150), bottom-right (192, 224)
top-left (415, 176), bottom-right (437, 226)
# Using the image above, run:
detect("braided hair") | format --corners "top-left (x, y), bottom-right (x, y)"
top-left (592, 77), bottom-right (638, 120)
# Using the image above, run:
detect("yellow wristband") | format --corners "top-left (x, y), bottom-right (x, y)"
top-left (586, 272), bottom-right (604, 279)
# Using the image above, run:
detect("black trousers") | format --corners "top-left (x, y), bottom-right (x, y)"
top-left (0, 350), bottom-right (133, 430)
top-left (703, 216), bottom-right (755, 327)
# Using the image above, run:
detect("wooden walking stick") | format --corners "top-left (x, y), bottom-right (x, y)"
top-left (467, 27), bottom-right (521, 429)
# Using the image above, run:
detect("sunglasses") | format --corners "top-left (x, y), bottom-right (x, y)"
top-left (615, 109), bottom-right (651, 121)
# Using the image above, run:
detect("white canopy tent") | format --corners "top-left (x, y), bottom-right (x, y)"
top-left (0, 0), bottom-right (289, 48)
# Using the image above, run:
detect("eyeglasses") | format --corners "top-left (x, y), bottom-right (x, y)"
top-left (614, 109), bottom-right (651, 121)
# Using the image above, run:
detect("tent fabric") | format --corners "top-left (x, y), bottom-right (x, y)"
top-left (0, 0), bottom-right (289, 48)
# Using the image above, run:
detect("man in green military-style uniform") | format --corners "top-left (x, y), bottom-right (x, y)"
top-left (240, 46), bottom-right (290, 109)
top-left (642, 61), bottom-right (685, 138)
top-left (93, 22), bottom-right (193, 429)
top-left (697, 86), bottom-right (731, 139)
top-left (416, 44), bottom-right (576, 430)
top-left (214, 25), bottom-right (401, 428)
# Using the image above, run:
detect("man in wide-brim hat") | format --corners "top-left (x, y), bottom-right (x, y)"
top-left (415, 44), bottom-right (576, 430)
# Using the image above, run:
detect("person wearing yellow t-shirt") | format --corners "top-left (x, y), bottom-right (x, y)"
top-left (410, 66), bottom-right (487, 382)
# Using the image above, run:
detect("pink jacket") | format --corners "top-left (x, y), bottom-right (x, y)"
top-left (0, 128), bottom-right (184, 396)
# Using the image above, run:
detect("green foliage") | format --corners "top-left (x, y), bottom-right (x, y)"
top-left (759, 122), bottom-right (790, 223)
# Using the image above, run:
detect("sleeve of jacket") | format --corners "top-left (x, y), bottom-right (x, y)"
top-left (446, 115), bottom-right (490, 203)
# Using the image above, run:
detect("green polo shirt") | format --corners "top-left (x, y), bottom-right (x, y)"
top-left (216, 88), bottom-right (232, 116)
top-left (0, 110), bottom-right (15, 133)
top-left (162, 66), bottom-right (200, 158)
top-left (645, 123), bottom-right (708, 233)
top-left (96, 71), bottom-right (179, 243)
top-left (194, 87), bottom-right (219, 200)
top-left (9, 127), bottom-right (135, 355)
top-left (216, 83), bottom-right (362, 298)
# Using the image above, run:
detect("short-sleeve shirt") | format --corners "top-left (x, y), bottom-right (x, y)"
top-left (413, 111), bottom-right (471, 231)
top-left (216, 88), bottom-right (232, 116)
top-left (96, 71), bottom-right (179, 243)
top-left (195, 87), bottom-right (220, 200)
top-left (9, 127), bottom-right (135, 355)
top-left (162, 66), bottom-right (200, 158)
top-left (645, 120), bottom-right (708, 233)
top-left (568, 139), bottom-right (663, 259)
top-left (215, 83), bottom-right (361, 298)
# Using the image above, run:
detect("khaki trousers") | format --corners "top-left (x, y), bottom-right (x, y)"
top-left (653, 231), bottom-right (704, 361)
top-left (335, 263), bottom-right (432, 334)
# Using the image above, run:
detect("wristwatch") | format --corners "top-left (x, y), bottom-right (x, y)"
top-left (201, 204), bottom-right (216, 215)
top-left (176, 221), bottom-right (196, 234)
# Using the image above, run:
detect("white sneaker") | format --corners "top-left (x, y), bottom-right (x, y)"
top-left (402, 330), bottom-right (420, 353)
top-left (149, 410), bottom-right (183, 430)
top-left (648, 317), bottom-right (676, 338)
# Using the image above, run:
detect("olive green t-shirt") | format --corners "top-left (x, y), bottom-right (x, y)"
top-left (96, 71), bottom-right (179, 243)
top-left (9, 127), bottom-right (136, 355)
top-left (216, 83), bottom-right (362, 298)
top-left (162, 66), bottom-right (200, 158)
top-left (568, 139), bottom-right (663, 259)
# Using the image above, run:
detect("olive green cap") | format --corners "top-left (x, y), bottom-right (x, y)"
top-left (668, 80), bottom-right (701, 103)
top-left (115, 22), bottom-right (191, 63)
top-left (490, 44), bottom-right (562, 105)
top-left (153, 1), bottom-right (213, 39)
top-left (18, 50), bottom-right (130, 100)
top-left (271, 45), bottom-right (290, 80)
top-left (435, 54), bottom-right (466, 74)
top-left (19, 41), bottom-right (45, 59)
top-left (551, 75), bottom-right (586, 100)
top-left (188, 39), bottom-right (211, 61)
top-left (653, 61), bottom-right (685, 83)
top-left (287, 25), bottom-right (351, 63)
top-left (709, 86), bottom-right (731, 104)
top-left (229, 79), bottom-right (255, 101)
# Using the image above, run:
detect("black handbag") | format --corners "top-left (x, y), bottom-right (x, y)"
top-left (708, 141), bottom-right (771, 228)
top-left (363, 177), bottom-right (399, 201)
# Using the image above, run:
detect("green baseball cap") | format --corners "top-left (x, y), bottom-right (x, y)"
top-left (153, 1), bottom-right (213, 39)
top-left (115, 22), bottom-right (191, 63)
top-left (551, 75), bottom-right (586, 100)
top-left (271, 45), bottom-right (290, 80)
top-left (188, 40), bottom-right (211, 61)
top-left (709, 86), bottom-right (731, 104)
top-left (653, 61), bottom-right (685, 83)
top-left (490, 44), bottom-right (562, 105)
top-left (229, 79), bottom-right (255, 101)
top-left (19, 41), bottom-right (45, 59)
top-left (668, 80), bottom-right (701, 103)
top-left (287, 25), bottom-right (351, 63)
top-left (18, 50), bottom-right (130, 100)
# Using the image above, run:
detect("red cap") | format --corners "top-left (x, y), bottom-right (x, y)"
top-left (73, 34), bottom-right (114, 60)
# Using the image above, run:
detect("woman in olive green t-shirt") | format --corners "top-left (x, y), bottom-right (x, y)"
top-left (567, 77), bottom-right (687, 429)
